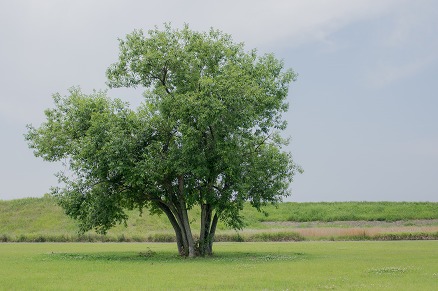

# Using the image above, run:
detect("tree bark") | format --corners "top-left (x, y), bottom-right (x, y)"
top-left (178, 175), bottom-right (196, 257)
top-left (168, 202), bottom-right (190, 257)
top-left (154, 197), bottom-right (218, 257)
top-left (157, 201), bottom-right (185, 256)
top-left (199, 203), bottom-right (206, 255)
top-left (207, 212), bottom-right (219, 255)
top-left (199, 203), bottom-right (212, 256)
top-left (158, 177), bottom-right (216, 258)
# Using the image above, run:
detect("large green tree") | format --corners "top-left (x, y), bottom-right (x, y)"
top-left (26, 24), bottom-right (301, 257)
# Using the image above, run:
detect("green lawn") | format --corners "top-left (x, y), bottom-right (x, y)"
top-left (1, 241), bottom-right (437, 290)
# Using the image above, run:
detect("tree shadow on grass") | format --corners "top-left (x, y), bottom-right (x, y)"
top-left (44, 249), bottom-right (310, 263)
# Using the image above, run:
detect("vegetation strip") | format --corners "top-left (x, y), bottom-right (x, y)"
top-left (2, 197), bottom-right (438, 242)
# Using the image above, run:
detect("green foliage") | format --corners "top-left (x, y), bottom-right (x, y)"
top-left (105, 23), bottom-right (299, 228)
top-left (25, 24), bottom-right (300, 256)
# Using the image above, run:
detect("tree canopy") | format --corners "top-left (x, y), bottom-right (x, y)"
top-left (26, 24), bottom-right (301, 257)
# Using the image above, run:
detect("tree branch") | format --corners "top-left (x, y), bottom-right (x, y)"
top-left (160, 66), bottom-right (172, 95)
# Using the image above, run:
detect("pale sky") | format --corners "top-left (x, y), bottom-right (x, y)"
top-left (1, 0), bottom-right (437, 201)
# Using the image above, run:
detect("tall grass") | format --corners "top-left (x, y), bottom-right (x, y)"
top-left (241, 201), bottom-right (438, 223)
top-left (1, 197), bottom-right (438, 242)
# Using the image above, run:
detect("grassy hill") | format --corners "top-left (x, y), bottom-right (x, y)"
top-left (1, 197), bottom-right (438, 242)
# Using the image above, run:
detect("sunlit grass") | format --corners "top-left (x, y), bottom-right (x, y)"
top-left (1, 241), bottom-right (437, 290)
top-left (241, 201), bottom-right (438, 223)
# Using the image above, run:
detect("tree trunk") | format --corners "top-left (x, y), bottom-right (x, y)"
top-left (168, 202), bottom-right (190, 257)
top-left (178, 175), bottom-right (196, 257)
top-left (199, 203), bottom-right (212, 256)
top-left (157, 201), bottom-right (185, 256)
top-left (206, 212), bottom-right (219, 255)
top-left (158, 200), bottom-right (218, 257)
top-left (157, 179), bottom-right (219, 258)
top-left (199, 204), bottom-right (206, 256)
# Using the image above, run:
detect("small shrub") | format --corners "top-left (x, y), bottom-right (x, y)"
top-left (0, 234), bottom-right (10, 242)
top-left (374, 232), bottom-right (438, 241)
top-left (250, 232), bottom-right (304, 242)
top-left (215, 233), bottom-right (244, 242)
top-left (147, 233), bottom-right (175, 242)
top-left (17, 234), bottom-right (27, 242)
top-left (117, 234), bottom-right (125, 242)
top-left (32, 235), bottom-right (46, 242)
top-left (138, 248), bottom-right (156, 258)
top-left (131, 235), bottom-right (145, 242)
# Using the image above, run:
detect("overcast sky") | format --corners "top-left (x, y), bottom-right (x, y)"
top-left (1, 0), bottom-right (437, 202)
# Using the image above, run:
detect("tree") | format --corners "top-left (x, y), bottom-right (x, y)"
top-left (25, 24), bottom-right (301, 257)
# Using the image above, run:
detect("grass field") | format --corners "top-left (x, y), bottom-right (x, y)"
top-left (245, 201), bottom-right (438, 222)
top-left (1, 241), bottom-right (437, 290)
top-left (1, 197), bottom-right (438, 242)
